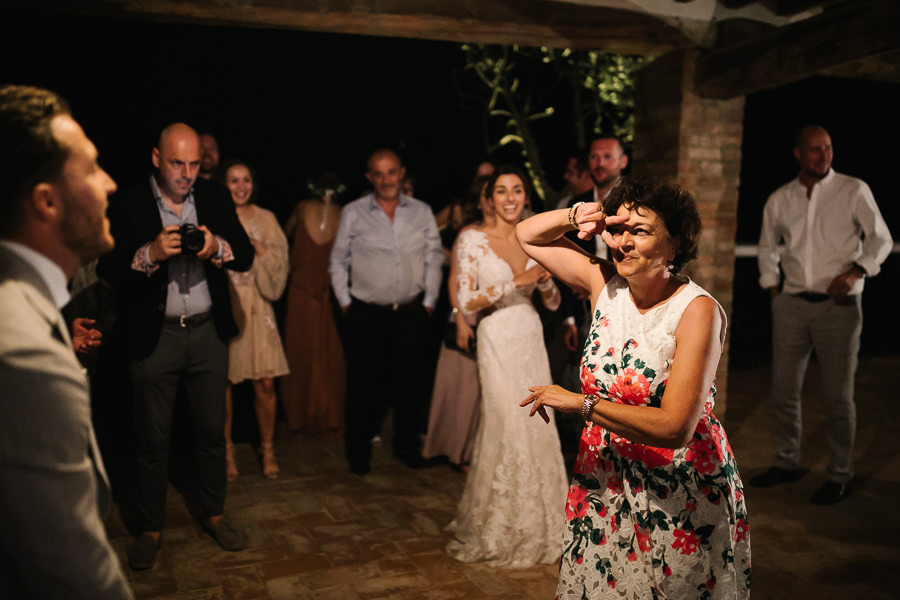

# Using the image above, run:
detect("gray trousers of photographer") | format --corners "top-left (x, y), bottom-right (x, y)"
top-left (770, 293), bottom-right (862, 484)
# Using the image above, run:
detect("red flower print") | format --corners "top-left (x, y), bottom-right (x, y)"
top-left (607, 475), bottom-right (623, 495)
top-left (734, 518), bottom-right (749, 544)
top-left (634, 525), bottom-right (651, 552)
top-left (605, 346), bottom-right (615, 357)
top-left (576, 555), bottom-right (584, 565)
top-left (626, 550), bottom-right (637, 562)
top-left (608, 368), bottom-right (650, 406)
top-left (664, 565), bottom-right (672, 577)
top-left (610, 435), bottom-right (674, 468)
top-left (597, 315), bottom-right (610, 328)
top-left (582, 425), bottom-right (604, 447)
top-left (575, 449), bottom-right (600, 475)
top-left (706, 579), bottom-right (716, 590)
top-left (686, 436), bottom-right (721, 475)
top-left (566, 487), bottom-right (590, 520)
top-left (672, 529), bottom-right (699, 555)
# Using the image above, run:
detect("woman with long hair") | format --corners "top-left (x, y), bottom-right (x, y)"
top-left (222, 160), bottom-right (290, 480)
top-left (445, 165), bottom-right (568, 568)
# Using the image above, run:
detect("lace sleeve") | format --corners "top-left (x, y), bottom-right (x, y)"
top-left (252, 210), bottom-right (290, 302)
top-left (455, 230), bottom-right (514, 315)
top-left (538, 278), bottom-right (561, 311)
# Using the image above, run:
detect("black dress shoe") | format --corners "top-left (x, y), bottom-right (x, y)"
top-left (396, 449), bottom-right (427, 469)
top-left (810, 481), bottom-right (851, 505)
top-left (349, 458), bottom-right (370, 475)
top-left (128, 532), bottom-right (160, 571)
top-left (748, 466), bottom-right (802, 488)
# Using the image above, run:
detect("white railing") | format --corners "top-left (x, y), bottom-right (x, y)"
top-left (733, 243), bottom-right (900, 258)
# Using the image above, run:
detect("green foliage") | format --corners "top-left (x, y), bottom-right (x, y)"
top-left (540, 47), bottom-right (652, 147)
top-left (456, 43), bottom-right (651, 206)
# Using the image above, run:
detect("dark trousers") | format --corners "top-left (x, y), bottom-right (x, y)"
top-left (129, 320), bottom-right (228, 531)
top-left (342, 298), bottom-right (428, 462)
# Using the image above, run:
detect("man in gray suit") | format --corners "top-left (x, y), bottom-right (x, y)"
top-left (0, 85), bottom-right (133, 599)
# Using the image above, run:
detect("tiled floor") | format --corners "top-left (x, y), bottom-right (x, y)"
top-left (102, 355), bottom-right (900, 599)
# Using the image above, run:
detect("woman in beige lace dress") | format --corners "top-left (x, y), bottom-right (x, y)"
top-left (222, 161), bottom-right (290, 480)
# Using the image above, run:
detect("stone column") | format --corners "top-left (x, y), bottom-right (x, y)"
top-left (632, 49), bottom-right (744, 417)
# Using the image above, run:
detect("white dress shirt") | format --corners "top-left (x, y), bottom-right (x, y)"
top-left (758, 169), bottom-right (893, 295)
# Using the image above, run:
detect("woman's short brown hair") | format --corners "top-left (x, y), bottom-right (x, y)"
top-left (603, 175), bottom-right (701, 274)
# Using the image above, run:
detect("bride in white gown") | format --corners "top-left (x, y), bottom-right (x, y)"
top-left (445, 165), bottom-right (569, 568)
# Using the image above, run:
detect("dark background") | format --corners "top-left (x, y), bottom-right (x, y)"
top-left (2, 9), bottom-right (897, 362)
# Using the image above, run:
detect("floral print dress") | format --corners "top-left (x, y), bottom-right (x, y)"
top-left (557, 276), bottom-right (750, 599)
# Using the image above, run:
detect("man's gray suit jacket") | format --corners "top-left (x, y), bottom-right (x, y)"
top-left (0, 246), bottom-right (133, 599)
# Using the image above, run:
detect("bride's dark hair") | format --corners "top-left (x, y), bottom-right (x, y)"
top-left (486, 164), bottom-right (532, 203)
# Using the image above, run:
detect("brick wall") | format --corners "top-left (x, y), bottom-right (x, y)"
top-left (632, 49), bottom-right (745, 417)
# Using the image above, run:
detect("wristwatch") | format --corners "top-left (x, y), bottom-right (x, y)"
top-left (582, 394), bottom-right (600, 423)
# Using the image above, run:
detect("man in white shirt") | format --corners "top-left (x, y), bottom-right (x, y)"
top-left (330, 149), bottom-right (443, 475)
top-left (752, 125), bottom-right (893, 504)
top-left (0, 84), bottom-right (133, 599)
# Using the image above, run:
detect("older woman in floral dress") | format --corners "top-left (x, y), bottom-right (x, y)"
top-left (519, 176), bottom-right (750, 599)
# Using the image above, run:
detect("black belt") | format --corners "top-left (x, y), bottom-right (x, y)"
top-left (792, 292), bottom-right (830, 303)
top-left (353, 293), bottom-right (423, 313)
top-left (164, 311), bottom-right (212, 328)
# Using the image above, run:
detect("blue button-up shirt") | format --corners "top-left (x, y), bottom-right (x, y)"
top-left (329, 193), bottom-right (442, 309)
top-left (149, 176), bottom-right (215, 318)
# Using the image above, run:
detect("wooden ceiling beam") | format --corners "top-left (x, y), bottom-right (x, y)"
top-left (695, 0), bottom-right (900, 98)
top-left (3, 0), bottom-right (691, 55)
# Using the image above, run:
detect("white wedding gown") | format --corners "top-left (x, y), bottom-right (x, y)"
top-left (445, 228), bottom-right (568, 568)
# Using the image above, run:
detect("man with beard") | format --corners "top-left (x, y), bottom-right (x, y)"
top-left (751, 125), bottom-right (892, 505)
top-left (555, 153), bottom-right (595, 210)
top-left (97, 123), bottom-right (253, 569)
top-left (329, 148), bottom-right (443, 475)
top-left (558, 135), bottom-right (629, 363)
top-left (198, 132), bottom-right (220, 180)
top-left (0, 84), bottom-right (133, 599)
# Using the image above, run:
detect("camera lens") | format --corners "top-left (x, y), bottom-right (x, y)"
top-left (179, 223), bottom-right (205, 254)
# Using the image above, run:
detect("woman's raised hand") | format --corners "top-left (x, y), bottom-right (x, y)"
top-left (573, 202), bottom-right (627, 249)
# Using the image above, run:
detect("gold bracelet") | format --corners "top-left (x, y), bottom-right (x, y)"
top-left (567, 201), bottom-right (584, 230)
top-left (582, 394), bottom-right (599, 422)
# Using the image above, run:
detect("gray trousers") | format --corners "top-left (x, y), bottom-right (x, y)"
top-left (129, 320), bottom-right (228, 531)
top-left (770, 293), bottom-right (862, 483)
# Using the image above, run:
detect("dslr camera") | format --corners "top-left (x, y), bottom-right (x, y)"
top-left (178, 223), bottom-right (206, 255)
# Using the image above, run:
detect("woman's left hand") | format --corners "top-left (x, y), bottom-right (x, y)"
top-left (574, 203), bottom-right (627, 247)
top-left (520, 384), bottom-right (584, 423)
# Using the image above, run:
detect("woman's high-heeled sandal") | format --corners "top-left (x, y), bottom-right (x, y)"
top-left (260, 442), bottom-right (279, 480)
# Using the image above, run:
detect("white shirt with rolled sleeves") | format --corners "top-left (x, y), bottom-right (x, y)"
top-left (329, 193), bottom-right (443, 309)
top-left (758, 169), bottom-right (893, 295)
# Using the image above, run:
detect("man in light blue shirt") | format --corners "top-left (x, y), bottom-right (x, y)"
top-left (330, 149), bottom-right (442, 475)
